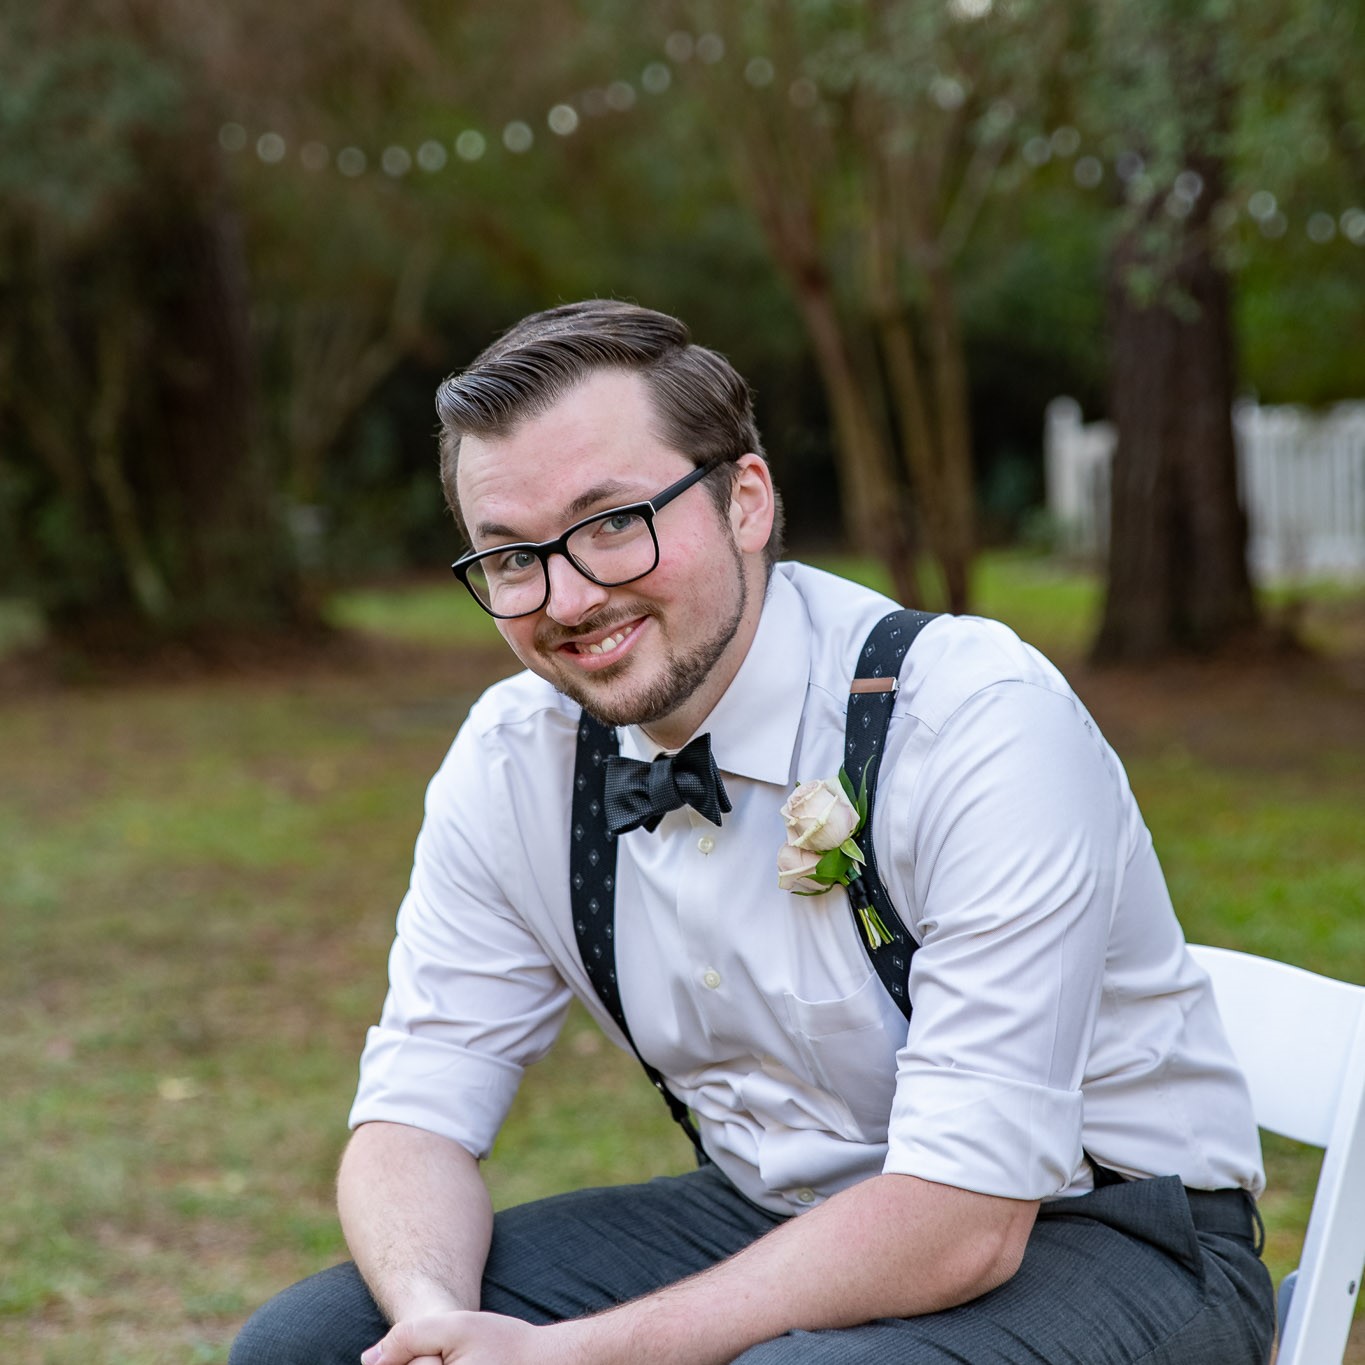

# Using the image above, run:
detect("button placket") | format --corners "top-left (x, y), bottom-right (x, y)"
top-left (674, 818), bottom-right (731, 1027)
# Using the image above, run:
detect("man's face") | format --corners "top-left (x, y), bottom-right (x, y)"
top-left (455, 369), bottom-right (772, 747)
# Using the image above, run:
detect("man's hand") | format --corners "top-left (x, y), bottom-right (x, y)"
top-left (361, 1311), bottom-right (571, 1365)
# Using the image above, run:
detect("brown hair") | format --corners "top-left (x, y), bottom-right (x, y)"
top-left (435, 300), bottom-right (784, 562)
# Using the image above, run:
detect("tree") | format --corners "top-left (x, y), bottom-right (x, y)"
top-left (209, 0), bottom-right (765, 577)
top-left (1096, 152), bottom-right (1258, 660)
top-left (1084, 1), bottom-right (1261, 661)
top-left (1229, 0), bottom-right (1365, 404)
top-left (673, 0), bottom-right (1072, 610)
top-left (0, 9), bottom-right (306, 649)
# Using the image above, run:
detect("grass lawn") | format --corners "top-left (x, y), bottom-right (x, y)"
top-left (1, 553), bottom-right (1362, 1361)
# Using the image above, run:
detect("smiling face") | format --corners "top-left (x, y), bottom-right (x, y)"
top-left (455, 369), bottom-right (776, 748)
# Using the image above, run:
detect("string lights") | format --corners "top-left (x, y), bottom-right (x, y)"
top-left (216, 31), bottom-right (1365, 249)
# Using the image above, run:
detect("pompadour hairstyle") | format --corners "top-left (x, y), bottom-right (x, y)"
top-left (434, 299), bottom-right (784, 563)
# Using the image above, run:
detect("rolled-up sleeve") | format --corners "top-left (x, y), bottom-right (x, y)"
top-left (882, 681), bottom-right (1127, 1198)
top-left (349, 716), bottom-right (572, 1157)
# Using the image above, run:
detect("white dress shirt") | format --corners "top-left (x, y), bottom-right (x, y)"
top-left (351, 563), bottom-right (1265, 1215)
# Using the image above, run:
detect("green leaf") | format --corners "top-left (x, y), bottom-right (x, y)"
top-left (854, 759), bottom-right (872, 825)
top-left (840, 837), bottom-right (865, 864)
top-left (837, 767), bottom-right (857, 805)
top-left (814, 847), bottom-right (852, 883)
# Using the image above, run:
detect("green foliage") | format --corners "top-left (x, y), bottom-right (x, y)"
top-left (3, 0), bottom-right (1364, 653)
top-left (0, 30), bottom-right (185, 243)
top-left (0, 9), bottom-right (305, 643)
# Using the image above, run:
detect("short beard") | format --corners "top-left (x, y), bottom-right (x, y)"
top-left (537, 545), bottom-right (749, 731)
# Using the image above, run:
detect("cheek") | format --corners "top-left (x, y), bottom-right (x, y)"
top-left (497, 619), bottom-right (543, 670)
top-left (653, 519), bottom-right (729, 592)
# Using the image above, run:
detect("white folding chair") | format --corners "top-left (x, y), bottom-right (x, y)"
top-left (1189, 943), bottom-right (1365, 1365)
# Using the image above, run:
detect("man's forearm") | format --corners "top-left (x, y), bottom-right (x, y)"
top-left (557, 1172), bottom-right (1039, 1365)
top-left (338, 1120), bottom-right (493, 1322)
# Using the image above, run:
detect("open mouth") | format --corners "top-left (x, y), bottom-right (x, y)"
top-left (578, 629), bottom-right (628, 656)
top-left (555, 616), bottom-right (646, 667)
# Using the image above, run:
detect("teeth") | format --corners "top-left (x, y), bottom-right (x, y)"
top-left (585, 630), bottom-right (628, 656)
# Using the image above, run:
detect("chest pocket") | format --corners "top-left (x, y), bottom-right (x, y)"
top-left (784, 973), bottom-right (903, 1138)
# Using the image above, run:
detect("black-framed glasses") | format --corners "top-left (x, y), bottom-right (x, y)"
top-left (451, 460), bottom-right (723, 619)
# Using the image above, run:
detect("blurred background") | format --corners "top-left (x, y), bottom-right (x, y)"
top-left (1, 1), bottom-right (1362, 1360)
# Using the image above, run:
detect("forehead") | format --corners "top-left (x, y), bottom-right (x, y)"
top-left (457, 369), bottom-right (689, 543)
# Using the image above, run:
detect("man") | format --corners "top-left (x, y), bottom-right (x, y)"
top-left (233, 300), bottom-right (1275, 1364)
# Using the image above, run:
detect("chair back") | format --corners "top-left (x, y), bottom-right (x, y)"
top-left (1189, 943), bottom-right (1365, 1365)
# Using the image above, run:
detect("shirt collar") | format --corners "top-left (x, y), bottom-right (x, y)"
top-left (620, 568), bottom-right (810, 787)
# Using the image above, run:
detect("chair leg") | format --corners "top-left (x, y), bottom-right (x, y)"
top-left (1277, 1267), bottom-right (1298, 1338)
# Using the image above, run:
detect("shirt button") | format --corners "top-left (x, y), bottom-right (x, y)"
top-left (697, 835), bottom-right (715, 854)
top-left (796, 1188), bottom-right (817, 1205)
top-left (702, 969), bottom-right (722, 990)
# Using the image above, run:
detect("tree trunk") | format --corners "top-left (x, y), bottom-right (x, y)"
top-left (139, 191), bottom-right (304, 636)
top-left (1093, 155), bottom-right (1258, 663)
top-left (791, 276), bottom-right (922, 607)
top-left (922, 263), bottom-right (976, 614)
top-left (724, 92), bottom-right (922, 607)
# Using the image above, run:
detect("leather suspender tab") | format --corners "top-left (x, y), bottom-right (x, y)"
top-left (850, 676), bottom-right (898, 694)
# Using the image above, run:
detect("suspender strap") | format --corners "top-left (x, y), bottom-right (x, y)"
top-left (843, 608), bottom-right (939, 1022)
top-left (570, 713), bottom-right (705, 1159)
top-left (844, 612), bottom-right (1116, 1182)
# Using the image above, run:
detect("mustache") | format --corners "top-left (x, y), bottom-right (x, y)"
top-left (535, 603), bottom-right (657, 652)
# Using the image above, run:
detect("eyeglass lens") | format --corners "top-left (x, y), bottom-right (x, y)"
top-left (462, 507), bottom-right (658, 616)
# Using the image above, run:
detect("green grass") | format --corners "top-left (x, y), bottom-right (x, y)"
top-left (819, 549), bottom-right (1105, 655)
top-left (325, 579), bottom-right (501, 647)
top-left (0, 596), bottom-right (44, 654)
top-left (2, 557), bottom-right (1362, 1359)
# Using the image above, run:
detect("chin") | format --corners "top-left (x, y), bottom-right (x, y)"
top-left (557, 674), bottom-right (658, 729)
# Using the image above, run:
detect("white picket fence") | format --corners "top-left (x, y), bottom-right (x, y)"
top-left (1044, 397), bottom-right (1365, 582)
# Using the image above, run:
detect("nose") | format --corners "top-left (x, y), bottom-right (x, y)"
top-left (543, 552), bottom-right (611, 626)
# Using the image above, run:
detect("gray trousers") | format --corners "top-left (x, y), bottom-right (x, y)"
top-left (230, 1165), bottom-right (1275, 1363)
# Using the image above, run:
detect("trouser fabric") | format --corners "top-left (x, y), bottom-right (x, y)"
top-left (230, 1164), bottom-right (1274, 1364)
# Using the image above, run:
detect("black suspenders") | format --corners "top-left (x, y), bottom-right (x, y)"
top-left (570, 711), bottom-right (706, 1156)
top-left (568, 608), bottom-right (938, 1151)
top-left (841, 608), bottom-right (938, 1018)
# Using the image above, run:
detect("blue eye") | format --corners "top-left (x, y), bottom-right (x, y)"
top-left (490, 549), bottom-right (540, 579)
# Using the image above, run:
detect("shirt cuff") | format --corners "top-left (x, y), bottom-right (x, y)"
top-left (883, 1063), bottom-right (1083, 1199)
top-left (348, 1026), bottom-right (524, 1160)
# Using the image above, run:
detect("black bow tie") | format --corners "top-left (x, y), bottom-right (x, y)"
top-left (603, 733), bottom-right (732, 836)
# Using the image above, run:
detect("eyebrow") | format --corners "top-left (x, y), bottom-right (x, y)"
top-left (474, 478), bottom-right (650, 544)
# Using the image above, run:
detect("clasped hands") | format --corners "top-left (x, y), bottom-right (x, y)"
top-left (362, 1309), bottom-right (582, 1365)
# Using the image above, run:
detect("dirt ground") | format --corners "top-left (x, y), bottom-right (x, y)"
top-left (1067, 640), bottom-right (1365, 775)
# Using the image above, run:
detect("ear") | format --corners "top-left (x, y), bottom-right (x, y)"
top-left (729, 453), bottom-right (776, 556)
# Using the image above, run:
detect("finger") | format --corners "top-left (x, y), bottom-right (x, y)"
top-left (362, 1316), bottom-right (466, 1364)
top-left (360, 1330), bottom-right (419, 1365)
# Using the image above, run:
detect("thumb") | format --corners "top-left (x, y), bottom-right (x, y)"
top-left (362, 1318), bottom-right (453, 1365)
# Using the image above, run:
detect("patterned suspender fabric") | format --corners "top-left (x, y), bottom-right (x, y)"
top-left (841, 608), bottom-right (938, 1021)
top-left (568, 608), bottom-right (938, 1146)
top-left (570, 713), bottom-right (705, 1157)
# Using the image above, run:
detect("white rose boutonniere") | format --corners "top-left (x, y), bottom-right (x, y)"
top-left (776, 770), bottom-right (895, 950)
